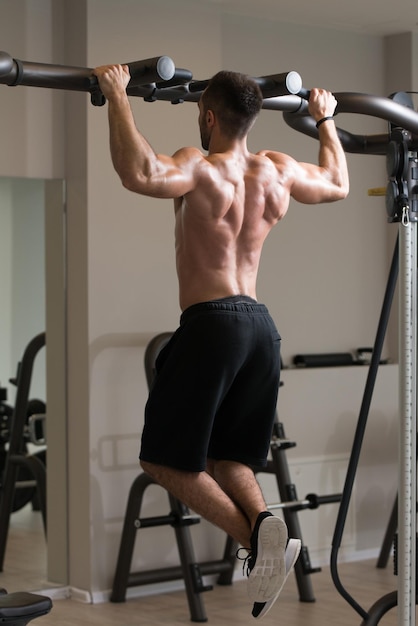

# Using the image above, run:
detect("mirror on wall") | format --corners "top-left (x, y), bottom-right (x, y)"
top-left (0, 178), bottom-right (46, 404)
top-left (0, 176), bottom-right (67, 591)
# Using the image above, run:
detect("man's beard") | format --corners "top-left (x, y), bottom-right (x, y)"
top-left (200, 125), bottom-right (210, 151)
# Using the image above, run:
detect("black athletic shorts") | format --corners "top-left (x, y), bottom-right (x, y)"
top-left (139, 296), bottom-right (281, 472)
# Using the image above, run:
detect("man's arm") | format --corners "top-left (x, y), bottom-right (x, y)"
top-left (93, 64), bottom-right (200, 198)
top-left (268, 88), bottom-right (349, 205)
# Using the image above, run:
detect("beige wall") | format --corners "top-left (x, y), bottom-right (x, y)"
top-left (0, 0), bottom-right (412, 600)
top-left (0, 0), bottom-right (65, 178)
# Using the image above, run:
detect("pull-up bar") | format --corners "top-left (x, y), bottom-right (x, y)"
top-left (127, 71), bottom-right (307, 106)
top-left (276, 92), bottom-right (418, 154)
top-left (188, 70), bottom-right (307, 98)
top-left (0, 51), bottom-right (180, 105)
top-left (0, 51), bottom-right (306, 106)
top-left (1, 50), bottom-right (418, 155)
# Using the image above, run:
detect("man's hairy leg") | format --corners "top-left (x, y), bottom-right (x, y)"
top-left (140, 459), bottom-right (265, 547)
top-left (208, 459), bottom-right (268, 531)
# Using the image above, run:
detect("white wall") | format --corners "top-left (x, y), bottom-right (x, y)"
top-left (277, 364), bottom-right (398, 558)
top-left (221, 16), bottom-right (392, 363)
top-left (0, 0), bottom-right (64, 178)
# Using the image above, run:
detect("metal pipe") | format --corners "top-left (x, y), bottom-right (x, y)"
top-left (0, 51), bottom-right (176, 105)
top-left (281, 91), bottom-right (418, 154)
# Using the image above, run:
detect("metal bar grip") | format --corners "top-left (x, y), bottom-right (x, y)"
top-left (125, 56), bottom-right (175, 87)
top-left (188, 70), bottom-right (306, 100)
top-left (0, 51), bottom-right (13, 77)
top-left (0, 51), bottom-right (176, 106)
top-left (254, 71), bottom-right (303, 97)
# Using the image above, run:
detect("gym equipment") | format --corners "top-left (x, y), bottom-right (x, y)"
top-left (255, 407), bottom-right (341, 603)
top-left (111, 333), bottom-right (341, 621)
top-left (111, 333), bottom-right (236, 623)
top-left (126, 71), bottom-right (306, 104)
top-left (0, 49), bottom-right (417, 152)
top-left (293, 352), bottom-right (356, 367)
top-left (0, 333), bottom-right (47, 572)
top-left (0, 51), bottom-right (180, 106)
top-left (0, 589), bottom-right (51, 625)
top-left (284, 92), bottom-right (418, 626)
top-left (188, 70), bottom-right (304, 97)
top-left (0, 51), bottom-right (307, 106)
top-left (281, 91), bottom-right (418, 153)
top-left (0, 388), bottom-right (46, 513)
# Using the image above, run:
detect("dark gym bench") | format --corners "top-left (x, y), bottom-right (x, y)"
top-left (111, 332), bottom-right (341, 621)
top-left (111, 332), bottom-right (237, 622)
top-left (0, 589), bottom-right (52, 625)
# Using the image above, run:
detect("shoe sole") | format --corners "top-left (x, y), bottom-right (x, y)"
top-left (247, 515), bottom-right (288, 603)
top-left (252, 539), bottom-right (302, 619)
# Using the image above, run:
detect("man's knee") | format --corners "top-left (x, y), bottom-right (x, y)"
top-left (140, 459), bottom-right (156, 476)
top-left (206, 458), bottom-right (216, 477)
top-left (140, 459), bottom-right (174, 482)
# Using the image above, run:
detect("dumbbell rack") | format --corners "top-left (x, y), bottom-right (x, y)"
top-left (0, 332), bottom-right (47, 572)
top-left (258, 415), bottom-right (342, 600)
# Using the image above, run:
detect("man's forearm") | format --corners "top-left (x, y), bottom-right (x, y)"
top-left (107, 93), bottom-right (158, 191)
top-left (318, 121), bottom-right (349, 195)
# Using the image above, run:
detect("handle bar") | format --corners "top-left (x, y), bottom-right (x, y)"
top-left (281, 91), bottom-right (418, 154)
top-left (0, 51), bottom-right (176, 105)
top-left (2, 50), bottom-right (415, 155)
top-left (189, 70), bottom-right (308, 100)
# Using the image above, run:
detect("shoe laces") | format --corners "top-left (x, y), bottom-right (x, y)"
top-left (236, 547), bottom-right (254, 576)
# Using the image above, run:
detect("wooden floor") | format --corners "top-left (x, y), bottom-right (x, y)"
top-left (0, 505), bottom-right (409, 626)
top-left (38, 561), bottom-right (402, 626)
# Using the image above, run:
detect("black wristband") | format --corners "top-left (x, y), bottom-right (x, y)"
top-left (316, 116), bottom-right (334, 128)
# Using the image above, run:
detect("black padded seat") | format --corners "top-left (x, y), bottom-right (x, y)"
top-left (0, 591), bottom-right (52, 625)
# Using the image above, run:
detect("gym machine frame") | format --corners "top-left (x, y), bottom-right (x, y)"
top-left (0, 333), bottom-right (47, 572)
top-left (281, 92), bottom-right (418, 626)
top-left (1, 49), bottom-right (418, 626)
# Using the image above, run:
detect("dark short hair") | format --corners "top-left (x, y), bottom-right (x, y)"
top-left (201, 70), bottom-right (263, 138)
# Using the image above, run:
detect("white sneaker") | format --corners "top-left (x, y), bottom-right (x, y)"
top-left (251, 538), bottom-right (302, 619)
top-left (247, 512), bottom-right (288, 603)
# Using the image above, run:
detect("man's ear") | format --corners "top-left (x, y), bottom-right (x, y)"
top-left (206, 109), bottom-right (215, 127)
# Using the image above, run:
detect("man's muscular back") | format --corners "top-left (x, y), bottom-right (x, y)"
top-left (174, 149), bottom-right (291, 311)
top-left (93, 65), bottom-right (349, 310)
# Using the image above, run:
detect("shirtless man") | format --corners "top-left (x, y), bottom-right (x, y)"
top-left (94, 65), bottom-right (349, 618)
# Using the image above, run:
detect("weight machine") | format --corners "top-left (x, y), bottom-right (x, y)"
top-left (282, 91), bottom-right (418, 626)
top-left (1, 50), bottom-right (418, 626)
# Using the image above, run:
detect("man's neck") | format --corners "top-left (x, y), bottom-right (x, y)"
top-left (208, 133), bottom-right (248, 156)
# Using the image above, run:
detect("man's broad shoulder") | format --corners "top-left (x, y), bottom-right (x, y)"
top-left (172, 146), bottom-right (205, 161)
top-left (257, 149), bottom-right (293, 165)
